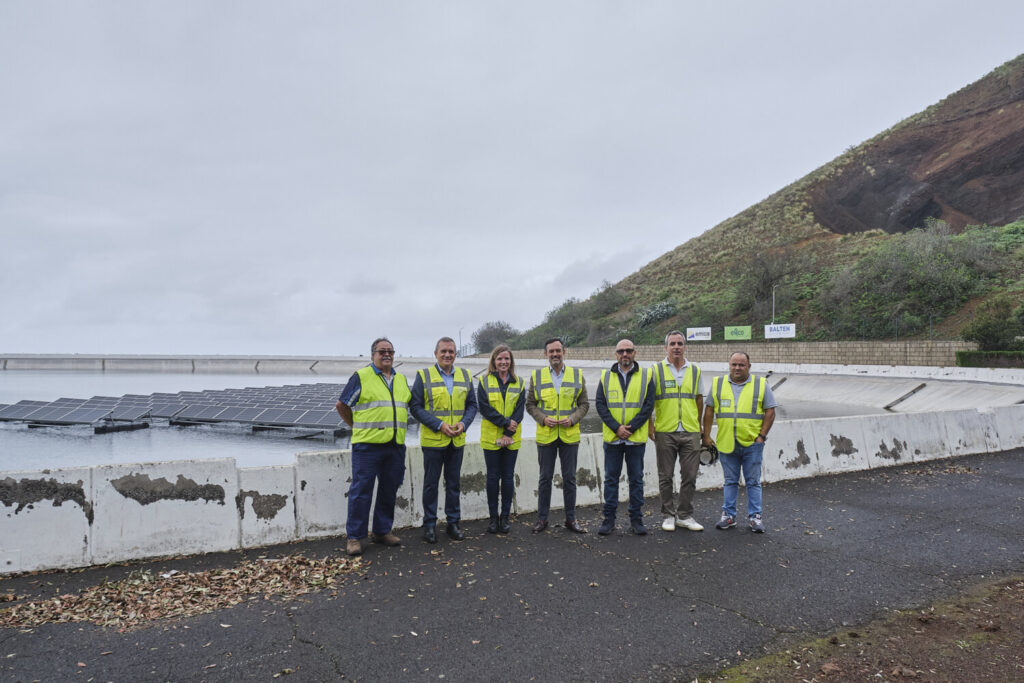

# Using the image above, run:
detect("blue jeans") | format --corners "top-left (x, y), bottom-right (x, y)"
top-left (602, 442), bottom-right (645, 522)
top-left (719, 441), bottom-right (763, 518)
top-left (537, 439), bottom-right (578, 522)
top-left (484, 447), bottom-right (518, 517)
top-left (422, 444), bottom-right (464, 525)
top-left (347, 441), bottom-right (406, 539)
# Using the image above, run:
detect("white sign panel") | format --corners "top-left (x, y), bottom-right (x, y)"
top-left (764, 323), bottom-right (796, 339)
top-left (686, 327), bottom-right (711, 341)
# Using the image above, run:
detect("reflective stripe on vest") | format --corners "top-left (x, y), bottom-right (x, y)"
top-left (418, 365), bottom-right (471, 448)
top-left (600, 367), bottom-right (650, 444)
top-left (479, 373), bottom-right (524, 451)
top-left (710, 375), bottom-right (766, 453)
top-left (351, 365), bottom-right (411, 444)
top-left (652, 361), bottom-right (701, 433)
top-left (533, 366), bottom-right (582, 444)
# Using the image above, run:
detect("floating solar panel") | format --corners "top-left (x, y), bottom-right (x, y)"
top-left (23, 406), bottom-right (77, 423)
top-left (0, 401), bottom-right (53, 421)
top-left (110, 405), bottom-right (152, 421)
top-left (214, 406), bottom-right (264, 422)
top-left (42, 407), bottom-right (112, 425)
top-left (177, 405), bottom-right (228, 421)
top-left (149, 403), bottom-right (187, 418)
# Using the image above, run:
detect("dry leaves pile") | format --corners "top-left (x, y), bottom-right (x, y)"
top-left (0, 554), bottom-right (362, 630)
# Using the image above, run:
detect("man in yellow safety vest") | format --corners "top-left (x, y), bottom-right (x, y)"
top-left (595, 339), bottom-right (655, 536)
top-left (702, 351), bottom-right (777, 533)
top-left (335, 337), bottom-right (411, 556)
top-left (410, 336), bottom-right (478, 543)
top-left (525, 337), bottom-right (590, 534)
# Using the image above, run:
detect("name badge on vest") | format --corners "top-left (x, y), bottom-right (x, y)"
top-left (664, 380), bottom-right (676, 388)
top-left (721, 398), bottom-right (732, 408)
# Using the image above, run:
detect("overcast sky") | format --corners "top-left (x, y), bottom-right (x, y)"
top-left (2, 2), bottom-right (1022, 357)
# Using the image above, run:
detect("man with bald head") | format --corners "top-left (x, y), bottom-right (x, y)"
top-left (702, 351), bottom-right (777, 533)
top-left (595, 339), bottom-right (655, 535)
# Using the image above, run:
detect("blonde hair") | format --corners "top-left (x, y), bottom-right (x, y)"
top-left (487, 344), bottom-right (517, 381)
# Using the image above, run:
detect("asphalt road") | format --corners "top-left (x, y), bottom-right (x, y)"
top-left (2, 449), bottom-right (1022, 682)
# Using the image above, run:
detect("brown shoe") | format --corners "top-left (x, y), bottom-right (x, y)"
top-left (346, 538), bottom-right (363, 556)
top-left (565, 519), bottom-right (586, 534)
top-left (532, 519), bottom-right (549, 534)
top-left (372, 532), bottom-right (401, 546)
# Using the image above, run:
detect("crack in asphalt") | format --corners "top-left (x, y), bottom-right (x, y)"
top-left (286, 609), bottom-right (344, 678)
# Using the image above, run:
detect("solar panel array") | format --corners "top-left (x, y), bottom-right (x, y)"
top-left (0, 383), bottom-right (349, 430)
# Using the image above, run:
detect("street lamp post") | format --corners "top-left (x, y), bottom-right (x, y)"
top-left (771, 284), bottom-right (779, 325)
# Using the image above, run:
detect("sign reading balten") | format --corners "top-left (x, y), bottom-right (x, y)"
top-left (765, 323), bottom-right (796, 339)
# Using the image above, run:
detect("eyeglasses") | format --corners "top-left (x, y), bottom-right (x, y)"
top-left (375, 349), bottom-right (394, 356)
top-left (615, 349), bottom-right (635, 354)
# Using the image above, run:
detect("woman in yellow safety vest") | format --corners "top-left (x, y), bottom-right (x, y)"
top-left (476, 345), bottom-right (526, 534)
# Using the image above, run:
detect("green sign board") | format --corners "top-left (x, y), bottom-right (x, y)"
top-left (724, 325), bottom-right (752, 340)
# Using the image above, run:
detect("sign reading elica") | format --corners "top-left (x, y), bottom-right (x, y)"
top-left (764, 323), bottom-right (796, 339)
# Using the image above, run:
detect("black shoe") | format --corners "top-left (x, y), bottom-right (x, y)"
top-left (487, 516), bottom-right (499, 534)
top-left (532, 519), bottom-right (548, 534)
top-left (446, 522), bottom-right (465, 541)
top-left (597, 518), bottom-right (614, 536)
top-left (565, 519), bottom-right (586, 534)
top-left (630, 519), bottom-right (648, 536)
top-left (423, 524), bottom-right (437, 544)
top-left (498, 515), bottom-right (511, 534)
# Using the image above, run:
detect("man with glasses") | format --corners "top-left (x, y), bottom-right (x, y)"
top-left (336, 337), bottom-right (411, 556)
top-left (595, 339), bottom-right (655, 535)
top-left (649, 330), bottom-right (707, 533)
top-left (410, 336), bottom-right (477, 543)
top-left (526, 337), bottom-right (590, 533)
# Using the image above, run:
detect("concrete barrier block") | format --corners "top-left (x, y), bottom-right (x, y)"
top-left (295, 450), bottom-right (350, 538)
top-left (990, 405), bottom-right (1024, 450)
top-left (694, 452), bottom-right (725, 492)
top-left (458, 442), bottom-right (490, 523)
top-left (91, 459), bottom-right (239, 564)
top-left (398, 446), bottom-right (424, 529)
top-left (256, 359), bottom-right (317, 374)
top-left (0, 467), bottom-right (93, 574)
top-left (513, 440), bottom-right (540, 515)
top-left (573, 435), bottom-right (603, 510)
top-left (104, 358), bottom-right (195, 372)
top-left (761, 420), bottom-right (820, 484)
top-left (4, 357), bottom-right (104, 371)
top-left (857, 412), bottom-right (947, 466)
top-left (194, 359), bottom-right (258, 373)
top-left (238, 467), bottom-right (296, 548)
top-left (942, 409), bottom-right (1000, 457)
top-left (803, 416), bottom-right (871, 476)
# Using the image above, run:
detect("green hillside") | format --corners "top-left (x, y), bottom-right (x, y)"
top-left (474, 54), bottom-right (1024, 352)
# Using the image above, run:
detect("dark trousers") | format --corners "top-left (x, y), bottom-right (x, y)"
top-left (537, 439), bottom-right (579, 522)
top-left (602, 442), bottom-right (646, 522)
top-left (484, 447), bottom-right (518, 517)
top-left (422, 444), bottom-right (464, 525)
top-left (347, 441), bottom-right (406, 539)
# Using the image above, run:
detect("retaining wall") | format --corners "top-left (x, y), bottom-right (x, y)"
top-left (3, 404), bottom-right (1022, 575)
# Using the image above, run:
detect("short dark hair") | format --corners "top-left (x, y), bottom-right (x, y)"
top-left (543, 337), bottom-right (564, 351)
top-left (730, 351), bottom-right (750, 363)
top-left (371, 337), bottom-right (393, 355)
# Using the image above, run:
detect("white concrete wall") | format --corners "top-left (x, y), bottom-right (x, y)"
top-left (3, 405), bottom-right (1022, 575)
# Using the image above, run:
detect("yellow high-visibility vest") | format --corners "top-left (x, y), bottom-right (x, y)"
top-left (479, 373), bottom-right (524, 450)
top-left (600, 367), bottom-right (650, 444)
top-left (709, 375), bottom-right (767, 453)
top-left (417, 365), bottom-right (472, 448)
top-left (652, 361), bottom-right (702, 433)
top-left (350, 365), bottom-right (411, 445)
top-left (532, 366), bottom-right (582, 444)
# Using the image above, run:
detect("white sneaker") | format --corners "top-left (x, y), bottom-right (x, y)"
top-left (676, 516), bottom-right (704, 532)
top-left (661, 516), bottom-right (676, 532)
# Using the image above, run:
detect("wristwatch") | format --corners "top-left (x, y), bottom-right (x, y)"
top-left (757, 433), bottom-right (767, 442)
